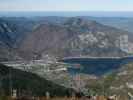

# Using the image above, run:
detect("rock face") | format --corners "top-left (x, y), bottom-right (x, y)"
top-left (19, 18), bottom-right (129, 60)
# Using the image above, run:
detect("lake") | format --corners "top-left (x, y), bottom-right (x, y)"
top-left (60, 57), bottom-right (133, 76)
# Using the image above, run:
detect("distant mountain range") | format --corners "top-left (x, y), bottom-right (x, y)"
top-left (0, 17), bottom-right (133, 61)
top-left (81, 17), bottom-right (133, 33)
top-left (1, 11), bottom-right (133, 17)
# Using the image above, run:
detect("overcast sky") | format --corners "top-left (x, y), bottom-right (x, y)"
top-left (0, 0), bottom-right (133, 11)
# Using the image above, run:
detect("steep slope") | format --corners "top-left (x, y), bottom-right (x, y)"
top-left (0, 21), bottom-right (20, 61)
top-left (0, 17), bottom-right (44, 61)
top-left (19, 23), bottom-right (72, 59)
top-left (19, 18), bottom-right (128, 60)
top-left (0, 17), bottom-right (40, 46)
top-left (0, 64), bottom-right (74, 96)
top-left (0, 21), bottom-right (14, 46)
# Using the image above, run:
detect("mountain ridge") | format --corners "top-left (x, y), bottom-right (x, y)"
top-left (19, 17), bottom-right (129, 60)
top-left (0, 17), bottom-right (132, 61)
